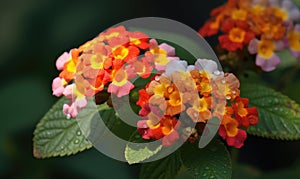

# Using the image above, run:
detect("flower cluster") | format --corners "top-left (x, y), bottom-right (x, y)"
top-left (199, 0), bottom-right (300, 71)
top-left (136, 59), bottom-right (259, 148)
top-left (51, 25), bottom-right (259, 148)
top-left (52, 26), bottom-right (178, 118)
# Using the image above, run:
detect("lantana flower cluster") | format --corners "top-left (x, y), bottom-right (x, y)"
top-left (52, 26), bottom-right (178, 118)
top-left (199, 0), bottom-right (300, 72)
top-left (51, 25), bottom-right (259, 148)
top-left (136, 59), bottom-right (259, 148)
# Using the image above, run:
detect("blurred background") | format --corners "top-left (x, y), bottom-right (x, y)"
top-left (1, 0), bottom-right (300, 178)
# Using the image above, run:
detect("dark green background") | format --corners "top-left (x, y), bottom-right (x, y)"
top-left (1, 0), bottom-right (300, 178)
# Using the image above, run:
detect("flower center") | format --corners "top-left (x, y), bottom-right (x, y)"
top-left (229, 28), bottom-right (246, 43)
top-left (258, 40), bottom-right (274, 58)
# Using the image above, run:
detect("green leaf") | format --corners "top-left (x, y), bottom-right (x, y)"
top-left (75, 100), bottom-right (118, 144)
top-left (125, 132), bottom-right (162, 164)
top-left (139, 150), bottom-right (182, 179)
top-left (178, 140), bottom-right (232, 179)
top-left (33, 97), bottom-right (92, 158)
top-left (240, 84), bottom-right (300, 140)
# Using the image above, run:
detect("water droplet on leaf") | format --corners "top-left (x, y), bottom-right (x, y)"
top-left (76, 130), bottom-right (82, 136)
top-left (74, 139), bottom-right (79, 144)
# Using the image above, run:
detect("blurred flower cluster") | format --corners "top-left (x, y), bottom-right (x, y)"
top-left (199, 0), bottom-right (300, 71)
top-left (51, 25), bottom-right (259, 148)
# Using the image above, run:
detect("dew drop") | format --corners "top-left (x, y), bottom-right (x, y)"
top-left (155, 76), bottom-right (160, 81)
top-left (56, 145), bottom-right (64, 152)
top-left (66, 114), bottom-right (71, 119)
top-left (76, 130), bottom-right (82, 136)
top-left (74, 139), bottom-right (79, 144)
top-left (226, 95), bottom-right (231, 100)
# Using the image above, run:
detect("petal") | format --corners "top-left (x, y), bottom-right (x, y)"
top-left (248, 39), bottom-right (258, 54)
top-left (76, 97), bottom-right (88, 109)
top-left (162, 130), bottom-right (179, 146)
top-left (289, 9), bottom-right (300, 21)
top-left (159, 43), bottom-right (176, 56)
top-left (218, 126), bottom-right (227, 139)
top-left (195, 59), bottom-right (218, 74)
top-left (63, 103), bottom-right (70, 116)
top-left (186, 65), bottom-right (195, 71)
top-left (274, 40), bottom-right (285, 51)
top-left (165, 60), bottom-right (187, 77)
top-left (137, 120), bottom-right (151, 139)
top-left (52, 77), bottom-right (65, 97)
top-left (256, 54), bottom-right (281, 72)
top-left (167, 56), bottom-right (180, 61)
top-left (290, 49), bottom-right (300, 61)
top-left (68, 103), bottom-right (79, 118)
top-left (63, 84), bottom-right (75, 99)
top-left (63, 103), bottom-right (78, 118)
top-left (56, 52), bottom-right (71, 70)
top-left (282, 0), bottom-right (293, 9)
top-left (226, 129), bottom-right (247, 148)
top-left (108, 81), bottom-right (134, 97)
top-left (149, 39), bottom-right (158, 49)
top-left (295, 24), bottom-right (300, 32)
top-left (139, 103), bottom-right (151, 117)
